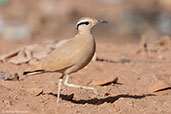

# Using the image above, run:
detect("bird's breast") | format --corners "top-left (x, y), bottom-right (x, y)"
top-left (73, 36), bottom-right (96, 71)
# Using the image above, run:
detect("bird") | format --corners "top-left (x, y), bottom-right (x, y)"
top-left (23, 17), bottom-right (107, 103)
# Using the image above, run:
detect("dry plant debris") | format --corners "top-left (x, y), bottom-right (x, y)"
top-left (0, 40), bottom-right (67, 65)
top-left (89, 77), bottom-right (118, 86)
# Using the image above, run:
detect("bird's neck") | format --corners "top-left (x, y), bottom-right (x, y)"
top-left (75, 31), bottom-right (93, 41)
top-left (77, 29), bottom-right (92, 36)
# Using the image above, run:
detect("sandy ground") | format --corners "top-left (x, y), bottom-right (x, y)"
top-left (0, 40), bottom-right (171, 114)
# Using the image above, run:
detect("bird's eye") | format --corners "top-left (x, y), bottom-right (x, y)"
top-left (85, 22), bottom-right (89, 25)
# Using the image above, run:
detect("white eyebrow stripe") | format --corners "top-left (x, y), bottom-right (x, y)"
top-left (77, 19), bottom-right (90, 25)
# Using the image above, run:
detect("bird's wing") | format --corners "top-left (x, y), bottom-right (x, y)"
top-left (31, 39), bottom-right (84, 72)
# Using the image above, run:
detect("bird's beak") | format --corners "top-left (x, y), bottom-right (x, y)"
top-left (98, 20), bottom-right (108, 24)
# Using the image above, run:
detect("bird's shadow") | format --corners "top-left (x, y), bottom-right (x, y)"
top-left (44, 92), bottom-right (155, 105)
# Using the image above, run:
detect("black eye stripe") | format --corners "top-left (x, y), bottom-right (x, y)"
top-left (76, 21), bottom-right (89, 30)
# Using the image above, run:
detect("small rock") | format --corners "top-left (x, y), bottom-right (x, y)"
top-left (2, 99), bottom-right (12, 105)
top-left (149, 79), bottom-right (171, 92)
top-left (158, 55), bottom-right (165, 60)
top-left (0, 70), bottom-right (19, 81)
top-left (104, 92), bottom-right (110, 96)
top-left (25, 87), bottom-right (43, 96)
top-left (0, 70), bottom-right (13, 80)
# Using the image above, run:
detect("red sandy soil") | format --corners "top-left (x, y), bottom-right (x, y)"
top-left (0, 40), bottom-right (171, 114)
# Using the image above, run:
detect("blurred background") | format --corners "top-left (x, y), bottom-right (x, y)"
top-left (0, 0), bottom-right (171, 43)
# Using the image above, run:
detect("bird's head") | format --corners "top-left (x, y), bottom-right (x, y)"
top-left (76, 17), bottom-right (107, 33)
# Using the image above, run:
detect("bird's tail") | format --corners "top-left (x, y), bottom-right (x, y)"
top-left (23, 70), bottom-right (45, 75)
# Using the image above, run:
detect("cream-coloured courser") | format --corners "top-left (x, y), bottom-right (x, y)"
top-left (23, 17), bottom-right (107, 103)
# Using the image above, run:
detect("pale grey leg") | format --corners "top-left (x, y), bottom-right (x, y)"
top-left (57, 79), bottom-right (62, 103)
top-left (64, 74), bottom-right (98, 95)
top-left (57, 74), bottom-right (65, 104)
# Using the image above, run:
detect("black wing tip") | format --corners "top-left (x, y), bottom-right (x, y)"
top-left (23, 70), bottom-right (45, 75)
top-left (23, 71), bottom-right (29, 75)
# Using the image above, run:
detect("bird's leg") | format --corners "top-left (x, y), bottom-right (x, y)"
top-left (64, 74), bottom-right (98, 95)
top-left (57, 74), bottom-right (64, 104)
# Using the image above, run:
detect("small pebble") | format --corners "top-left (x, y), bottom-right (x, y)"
top-left (0, 70), bottom-right (13, 80)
